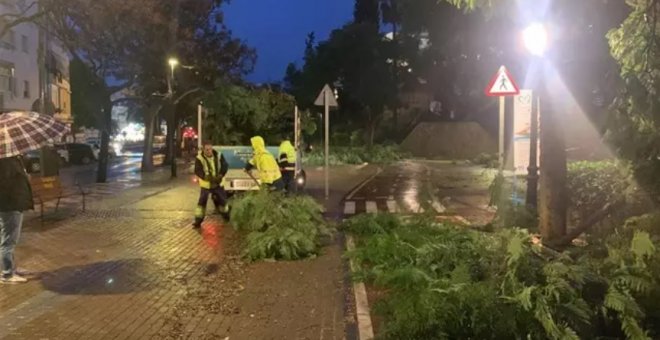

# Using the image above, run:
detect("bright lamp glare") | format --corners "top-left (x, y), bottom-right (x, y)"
top-left (523, 23), bottom-right (548, 56)
top-left (168, 58), bottom-right (179, 67)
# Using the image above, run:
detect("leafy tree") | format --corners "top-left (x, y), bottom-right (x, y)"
top-left (285, 11), bottom-right (398, 146)
top-left (46, 0), bottom-right (165, 182)
top-left (606, 0), bottom-right (660, 198)
top-left (203, 83), bottom-right (312, 146)
top-left (129, 0), bottom-right (255, 172)
top-left (70, 57), bottom-right (105, 131)
top-left (354, 0), bottom-right (380, 24)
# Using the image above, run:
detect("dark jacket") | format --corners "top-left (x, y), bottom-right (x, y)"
top-left (194, 150), bottom-right (228, 180)
top-left (0, 156), bottom-right (34, 212)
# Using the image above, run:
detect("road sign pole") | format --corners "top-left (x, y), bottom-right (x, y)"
top-left (294, 106), bottom-right (299, 149)
top-left (498, 96), bottom-right (505, 172)
top-left (324, 92), bottom-right (330, 199)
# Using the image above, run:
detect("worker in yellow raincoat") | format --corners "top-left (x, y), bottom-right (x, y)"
top-left (278, 138), bottom-right (297, 193)
top-left (244, 136), bottom-right (284, 191)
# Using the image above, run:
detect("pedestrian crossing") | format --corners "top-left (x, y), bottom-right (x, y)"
top-left (342, 199), bottom-right (447, 216)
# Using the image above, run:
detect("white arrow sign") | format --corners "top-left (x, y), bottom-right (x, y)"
top-left (314, 84), bottom-right (338, 107)
top-left (485, 66), bottom-right (520, 97)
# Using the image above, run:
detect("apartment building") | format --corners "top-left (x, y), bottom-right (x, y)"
top-left (0, 0), bottom-right (72, 127)
top-left (0, 0), bottom-right (40, 111)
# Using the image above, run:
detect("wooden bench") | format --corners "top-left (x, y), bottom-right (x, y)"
top-left (29, 176), bottom-right (87, 224)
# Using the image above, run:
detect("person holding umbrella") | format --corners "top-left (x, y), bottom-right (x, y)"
top-left (0, 111), bottom-right (69, 284)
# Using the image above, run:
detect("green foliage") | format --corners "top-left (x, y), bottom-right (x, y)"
top-left (567, 161), bottom-right (633, 220)
top-left (606, 0), bottom-right (660, 198)
top-left (303, 145), bottom-right (408, 166)
top-left (345, 213), bottom-right (660, 339)
top-left (488, 173), bottom-right (537, 229)
top-left (203, 84), bottom-right (312, 146)
top-left (471, 152), bottom-right (498, 169)
top-left (70, 57), bottom-right (107, 130)
top-left (229, 190), bottom-right (331, 261)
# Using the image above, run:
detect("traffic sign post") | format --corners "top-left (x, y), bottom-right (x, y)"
top-left (485, 66), bottom-right (520, 172)
top-left (314, 84), bottom-right (338, 199)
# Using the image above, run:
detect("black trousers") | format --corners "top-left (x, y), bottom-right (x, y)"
top-left (194, 186), bottom-right (227, 225)
top-left (281, 171), bottom-right (295, 193)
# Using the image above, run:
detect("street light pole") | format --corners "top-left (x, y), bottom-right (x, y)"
top-left (167, 57), bottom-right (179, 178)
top-left (197, 102), bottom-right (203, 150)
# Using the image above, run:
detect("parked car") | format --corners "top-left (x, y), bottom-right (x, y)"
top-left (54, 144), bottom-right (70, 165)
top-left (22, 146), bottom-right (69, 173)
top-left (66, 143), bottom-right (96, 165)
top-left (88, 142), bottom-right (116, 159)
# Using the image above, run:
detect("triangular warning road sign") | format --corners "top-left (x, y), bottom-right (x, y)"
top-left (485, 66), bottom-right (520, 97)
top-left (314, 84), bottom-right (338, 107)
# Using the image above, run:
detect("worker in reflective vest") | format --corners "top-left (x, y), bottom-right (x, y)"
top-left (193, 141), bottom-right (228, 228)
top-left (278, 138), bottom-right (296, 193)
top-left (244, 136), bottom-right (284, 191)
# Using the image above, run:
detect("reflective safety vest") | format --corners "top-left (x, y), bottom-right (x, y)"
top-left (278, 141), bottom-right (296, 172)
top-left (197, 153), bottom-right (217, 189)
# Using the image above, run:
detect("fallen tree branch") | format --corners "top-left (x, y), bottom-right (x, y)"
top-left (547, 200), bottom-right (626, 247)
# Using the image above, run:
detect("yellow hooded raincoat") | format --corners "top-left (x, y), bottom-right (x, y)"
top-left (248, 136), bottom-right (282, 184)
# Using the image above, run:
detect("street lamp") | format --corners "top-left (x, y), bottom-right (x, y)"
top-left (522, 23), bottom-right (549, 57)
top-left (167, 57), bottom-right (179, 178)
top-left (168, 57), bottom-right (179, 80)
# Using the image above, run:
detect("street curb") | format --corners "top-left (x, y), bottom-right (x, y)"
top-left (345, 234), bottom-right (375, 340)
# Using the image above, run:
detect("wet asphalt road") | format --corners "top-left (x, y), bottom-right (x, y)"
top-left (342, 160), bottom-right (496, 224)
top-left (58, 153), bottom-right (165, 187)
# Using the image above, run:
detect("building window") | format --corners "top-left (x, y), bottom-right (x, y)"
top-left (0, 64), bottom-right (14, 96)
top-left (21, 35), bottom-right (28, 53)
top-left (23, 80), bottom-right (29, 98)
top-left (0, 30), bottom-right (16, 50)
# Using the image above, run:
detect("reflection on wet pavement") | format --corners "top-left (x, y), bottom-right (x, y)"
top-left (342, 160), bottom-right (496, 224)
top-left (40, 259), bottom-right (160, 295)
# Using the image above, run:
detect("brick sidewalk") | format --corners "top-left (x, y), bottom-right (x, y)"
top-left (0, 179), bottom-right (237, 340)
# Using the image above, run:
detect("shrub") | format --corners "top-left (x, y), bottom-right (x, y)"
top-left (472, 152), bottom-right (499, 168)
top-left (567, 161), bottom-right (632, 222)
top-left (345, 213), bottom-right (660, 340)
top-left (302, 145), bottom-right (408, 166)
top-left (229, 190), bottom-right (332, 261)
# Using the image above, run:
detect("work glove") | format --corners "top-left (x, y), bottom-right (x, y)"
top-left (204, 175), bottom-right (212, 182)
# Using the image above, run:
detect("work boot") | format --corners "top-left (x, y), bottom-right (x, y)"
top-left (1, 274), bottom-right (28, 284)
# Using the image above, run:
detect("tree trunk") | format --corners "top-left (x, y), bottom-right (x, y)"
top-left (539, 82), bottom-right (568, 241)
top-left (141, 110), bottom-right (157, 172)
top-left (163, 104), bottom-right (174, 166)
top-left (366, 120), bottom-right (376, 148)
top-left (95, 97), bottom-right (112, 183)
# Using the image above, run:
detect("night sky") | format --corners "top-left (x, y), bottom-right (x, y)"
top-left (223, 0), bottom-right (354, 83)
